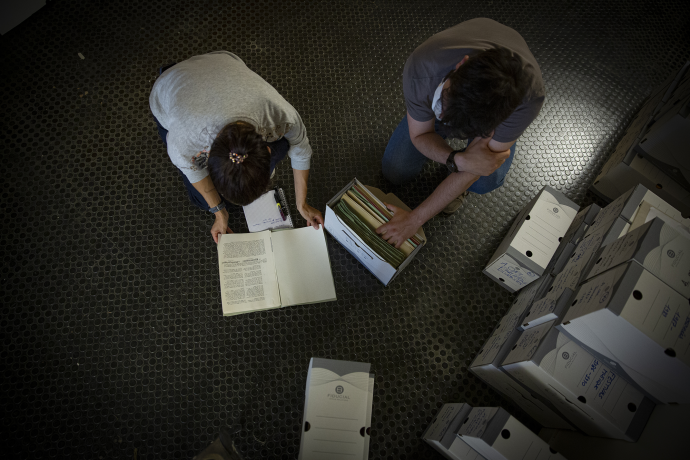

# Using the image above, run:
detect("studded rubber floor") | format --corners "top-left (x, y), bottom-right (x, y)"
top-left (1, 0), bottom-right (689, 458)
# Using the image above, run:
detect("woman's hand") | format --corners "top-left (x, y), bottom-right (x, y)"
top-left (298, 203), bottom-right (324, 230)
top-left (210, 209), bottom-right (233, 243)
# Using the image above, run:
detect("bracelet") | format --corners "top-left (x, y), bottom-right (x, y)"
top-left (209, 202), bottom-right (226, 214)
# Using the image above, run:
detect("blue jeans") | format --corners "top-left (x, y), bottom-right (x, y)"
top-left (152, 114), bottom-right (288, 210)
top-left (381, 115), bottom-right (516, 194)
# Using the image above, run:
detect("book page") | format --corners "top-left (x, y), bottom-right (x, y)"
top-left (271, 227), bottom-right (337, 307)
top-left (217, 231), bottom-right (281, 315)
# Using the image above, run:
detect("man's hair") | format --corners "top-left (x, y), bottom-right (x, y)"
top-left (208, 122), bottom-right (271, 206)
top-left (441, 47), bottom-right (531, 139)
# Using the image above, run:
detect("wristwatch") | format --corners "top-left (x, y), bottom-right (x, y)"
top-left (446, 148), bottom-right (465, 173)
top-left (209, 202), bottom-right (226, 214)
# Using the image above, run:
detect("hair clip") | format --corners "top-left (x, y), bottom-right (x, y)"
top-left (229, 152), bottom-right (248, 164)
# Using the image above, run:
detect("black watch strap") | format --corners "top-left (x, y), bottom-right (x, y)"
top-left (209, 202), bottom-right (226, 214)
top-left (446, 149), bottom-right (464, 173)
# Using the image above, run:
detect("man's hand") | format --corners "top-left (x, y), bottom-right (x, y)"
top-left (375, 203), bottom-right (422, 249)
top-left (298, 203), bottom-right (324, 229)
top-left (210, 209), bottom-right (233, 243)
top-left (455, 135), bottom-right (511, 177)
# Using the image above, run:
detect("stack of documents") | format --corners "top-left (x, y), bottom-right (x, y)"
top-left (332, 184), bottom-right (422, 268)
top-left (299, 358), bottom-right (374, 460)
top-left (325, 179), bottom-right (427, 286)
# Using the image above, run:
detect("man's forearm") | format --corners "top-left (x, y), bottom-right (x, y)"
top-left (410, 131), bottom-right (454, 164)
top-left (410, 171), bottom-right (479, 224)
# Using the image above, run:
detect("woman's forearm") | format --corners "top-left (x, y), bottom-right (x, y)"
top-left (192, 175), bottom-right (223, 209)
top-left (292, 168), bottom-right (310, 210)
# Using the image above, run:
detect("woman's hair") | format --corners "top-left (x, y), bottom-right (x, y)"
top-left (441, 47), bottom-right (531, 139)
top-left (207, 122), bottom-right (271, 206)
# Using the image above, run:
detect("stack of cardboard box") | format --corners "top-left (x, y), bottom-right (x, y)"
top-left (471, 183), bottom-right (690, 442)
top-left (423, 403), bottom-right (567, 460)
top-left (592, 61), bottom-right (690, 216)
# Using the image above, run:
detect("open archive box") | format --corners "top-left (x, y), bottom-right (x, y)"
top-left (324, 178), bottom-right (426, 286)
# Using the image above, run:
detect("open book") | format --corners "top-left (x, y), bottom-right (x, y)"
top-left (217, 227), bottom-right (337, 315)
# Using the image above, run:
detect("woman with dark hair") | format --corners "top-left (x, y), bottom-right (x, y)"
top-left (150, 51), bottom-right (323, 243)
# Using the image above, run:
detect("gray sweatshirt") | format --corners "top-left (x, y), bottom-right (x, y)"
top-left (149, 51), bottom-right (312, 183)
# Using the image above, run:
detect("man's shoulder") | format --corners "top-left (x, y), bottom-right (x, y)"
top-left (406, 19), bottom-right (504, 79)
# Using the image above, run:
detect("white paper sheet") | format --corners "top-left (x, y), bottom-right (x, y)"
top-left (243, 189), bottom-right (293, 232)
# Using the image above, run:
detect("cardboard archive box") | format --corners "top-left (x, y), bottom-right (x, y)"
top-left (518, 285), bottom-right (573, 331)
top-left (586, 217), bottom-right (690, 298)
top-left (589, 184), bottom-right (685, 230)
top-left (501, 321), bottom-right (655, 441)
top-left (592, 158), bottom-right (690, 219)
top-left (470, 279), bottom-right (573, 429)
top-left (299, 358), bottom-right (374, 460)
top-left (517, 209), bottom-right (629, 331)
top-left (457, 407), bottom-right (566, 460)
top-left (324, 178), bottom-right (426, 286)
top-left (636, 82), bottom-right (690, 190)
top-left (622, 184), bottom-right (690, 234)
top-left (558, 261), bottom-right (690, 404)
top-left (544, 204), bottom-right (601, 278)
top-left (591, 156), bottom-right (690, 217)
top-left (422, 403), bottom-right (485, 460)
top-left (484, 186), bottom-right (579, 293)
top-left (591, 63), bottom-right (690, 215)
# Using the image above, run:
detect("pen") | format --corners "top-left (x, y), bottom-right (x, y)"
top-left (274, 190), bottom-right (287, 221)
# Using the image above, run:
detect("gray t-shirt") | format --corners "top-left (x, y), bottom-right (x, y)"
top-left (150, 51), bottom-right (312, 183)
top-left (403, 18), bottom-right (545, 143)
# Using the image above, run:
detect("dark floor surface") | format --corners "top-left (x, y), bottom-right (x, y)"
top-left (1, 0), bottom-right (689, 458)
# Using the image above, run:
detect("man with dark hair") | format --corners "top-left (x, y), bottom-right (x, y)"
top-left (150, 51), bottom-right (323, 243)
top-left (378, 18), bottom-right (544, 248)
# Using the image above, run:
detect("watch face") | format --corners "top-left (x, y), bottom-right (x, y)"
top-left (447, 152), bottom-right (457, 172)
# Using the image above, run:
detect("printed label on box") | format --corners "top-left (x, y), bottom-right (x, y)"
top-left (618, 269), bottom-right (690, 366)
top-left (589, 188), bottom-right (636, 231)
top-left (540, 332), bottom-right (643, 428)
top-left (511, 190), bottom-right (578, 269)
top-left (485, 254), bottom-right (539, 291)
top-left (503, 321), bottom-right (554, 365)
top-left (458, 407), bottom-right (498, 438)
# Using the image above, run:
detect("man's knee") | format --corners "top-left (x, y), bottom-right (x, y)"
top-left (381, 157), bottom-right (415, 185)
